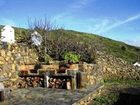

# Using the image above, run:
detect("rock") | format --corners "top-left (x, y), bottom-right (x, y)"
top-left (8, 73), bottom-right (12, 77)
top-left (11, 64), bottom-right (16, 71)
top-left (0, 61), bottom-right (4, 65)
top-left (7, 51), bottom-right (12, 56)
top-left (1, 50), bottom-right (6, 57)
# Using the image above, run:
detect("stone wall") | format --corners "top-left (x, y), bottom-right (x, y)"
top-left (72, 85), bottom-right (104, 105)
top-left (3, 45), bottom-right (139, 89)
top-left (44, 62), bottom-right (103, 88)
top-left (96, 52), bottom-right (140, 80)
top-left (78, 62), bottom-right (103, 88)
top-left (19, 62), bottom-right (103, 88)
top-left (0, 43), bottom-right (38, 88)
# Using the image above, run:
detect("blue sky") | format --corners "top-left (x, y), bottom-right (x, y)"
top-left (0, 0), bottom-right (140, 46)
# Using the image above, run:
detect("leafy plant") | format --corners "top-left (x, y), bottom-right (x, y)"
top-left (44, 54), bottom-right (53, 64)
top-left (63, 52), bottom-right (80, 64)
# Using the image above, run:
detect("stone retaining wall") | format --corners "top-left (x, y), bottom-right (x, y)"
top-left (78, 63), bottom-right (103, 88)
top-left (2, 44), bottom-right (139, 89)
top-left (72, 85), bottom-right (104, 105)
top-left (0, 43), bottom-right (38, 88)
top-left (96, 52), bottom-right (140, 80)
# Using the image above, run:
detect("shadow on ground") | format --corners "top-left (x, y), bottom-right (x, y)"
top-left (114, 87), bottom-right (140, 105)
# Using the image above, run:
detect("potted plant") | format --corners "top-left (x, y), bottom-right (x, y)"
top-left (63, 52), bottom-right (80, 70)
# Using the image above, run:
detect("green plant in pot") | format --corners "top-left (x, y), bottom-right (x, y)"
top-left (63, 52), bottom-right (80, 64)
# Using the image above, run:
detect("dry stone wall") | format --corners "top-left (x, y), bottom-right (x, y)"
top-left (2, 44), bottom-right (138, 89)
top-left (78, 62), bottom-right (103, 88)
top-left (96, 52), bottom-right (140, 80)
top-left (0, 43), bottom-right (38, 88)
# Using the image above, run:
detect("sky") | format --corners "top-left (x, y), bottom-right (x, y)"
top-left (0, 0), bottom-right (140, 46)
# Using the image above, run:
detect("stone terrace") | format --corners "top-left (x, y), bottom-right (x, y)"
top-left (1, 84), bottom-right (101, 105)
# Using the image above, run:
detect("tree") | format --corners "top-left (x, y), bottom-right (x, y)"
top-left (27, 18), bottom-right (97, 63)
top-left (121, 46), bottom-right (126, 51)
top-left (28, 17), bottom-right (57, 61)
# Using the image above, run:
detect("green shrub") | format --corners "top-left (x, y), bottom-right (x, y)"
top-left (44, 54), bottom-right (53, 64)
top-left (63, 52), bottom-right (80, 63)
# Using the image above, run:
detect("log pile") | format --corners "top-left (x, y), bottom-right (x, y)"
top-left (48, 78), bottom-right (69, 89)
top-left (17, 77), bottom-right (44, 88)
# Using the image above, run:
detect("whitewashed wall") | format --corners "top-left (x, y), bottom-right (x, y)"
top-left (1, 25), bottom-right (15, 43)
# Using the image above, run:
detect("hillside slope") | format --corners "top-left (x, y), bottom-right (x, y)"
top-left (0, 25), bottom-right (139, 63)
top-left (49, 29), bottom-right (139, 63)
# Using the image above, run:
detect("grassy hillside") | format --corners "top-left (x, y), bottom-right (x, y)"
top-left (50, 29), bottom-right (139, 63)
top-left (0, 25), bottom-right (139, 63)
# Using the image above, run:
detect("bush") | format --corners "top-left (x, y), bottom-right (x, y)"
top-left (121, 46), bottom-right (126, 51)
top-left (63, 52), bottom-right (80, 64)
top-left (44, 54), bottom-right (53, 64)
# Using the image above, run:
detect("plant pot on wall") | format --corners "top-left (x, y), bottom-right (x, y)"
top-left (63, 52), bottom-right (80, 64)
top-left (68, 64), bottom-right (79, 70)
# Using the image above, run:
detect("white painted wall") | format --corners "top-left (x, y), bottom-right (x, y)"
top-left (1, 25), bottom-right (15, 44)
top-left (133, 62), bottom-right (140, 67)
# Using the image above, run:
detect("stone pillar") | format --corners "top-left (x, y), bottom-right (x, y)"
top-left (67, 70), bottom-right (78, 89)
top-left (71, 75), bottom-right (77, 90)
top-left (66, 79), bottom-right (71, 90)
top-left (76, 71), bottom-right (81, 89)
top-left (44, 73), bottom-right (50, 88)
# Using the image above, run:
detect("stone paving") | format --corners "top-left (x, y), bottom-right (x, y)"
top-left (0, 84), bottom-right (101, 105)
